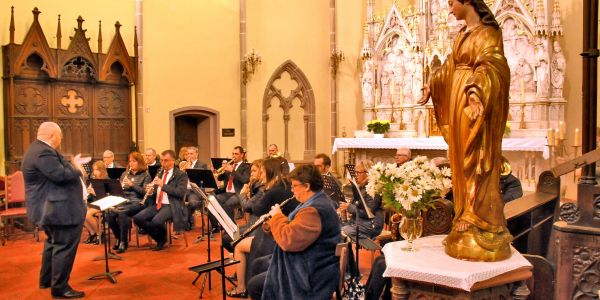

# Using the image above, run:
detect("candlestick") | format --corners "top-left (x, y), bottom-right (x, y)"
top-left (547, 128), bottom-right (555, 146)
top-left (390, 79), bottom-right (395, 105)
top-left (554, 129), bottom-right (560, 148)
top-left (520, 79), bottom-right (525, 103)
top-left (400, 85), bottom-right (404, 107)
top-left (574, 128), bottom-right (581, 147)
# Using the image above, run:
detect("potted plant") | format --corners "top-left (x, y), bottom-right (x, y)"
top-left (366, 120), bottom-right (391, 138)
top-left (366, 156), bottom-right (452, 251)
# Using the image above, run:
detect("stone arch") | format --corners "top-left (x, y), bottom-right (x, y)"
top-left (169, 106), bottom-right (220, 163)
top-left (262, 60), bottom-right (315, 161)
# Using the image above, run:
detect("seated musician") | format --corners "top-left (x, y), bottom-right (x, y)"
top-left (179, 146), bottom-right (208, 230)
top-left (395, 147), bottom-right (411, 167)
top-left (215, 146), bottom-right (250, 220)
top-left (106, 152), bottom-right (151, 253)
top-left (133, 150), bottom-right (188, 251)
top-left (339, 159), bottom-right (384, 240)
top-left (266, 143), bottom-right (289, 174)
top-left (82, 161), bottom-right (108, 245)
top-left (226, 158), bottom-right (297, 298)
top-left (144, 147), bottom-right (161, 167)
top-left (314, 153), bottom-right (344, 208)
top-left (260, 164), bottom-right (341, 299)
top-left (103, 149), bottom-right (121, 168)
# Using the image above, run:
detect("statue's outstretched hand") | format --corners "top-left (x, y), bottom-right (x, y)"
top-left (418, 84), bottom-right (431, 105)
top-left (468, 93), bottom-right (483, 120)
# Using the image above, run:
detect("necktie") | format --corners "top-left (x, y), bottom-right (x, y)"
top-left (226, 163), bottom-right (238, 192)
top-left (156, 170), bottom-right (168, 210)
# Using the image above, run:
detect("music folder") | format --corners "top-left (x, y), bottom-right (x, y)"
top-left (186, 169), bottom-right (218, 189)
top-left (346, 175), bottom-right (375, 220)
top-left (107, 167), bottom-right (126, 180)
top-left (206, 194), bottom-right (238, 240)
top-left (210, 157), bottom-right (230, 170)
top-left (90, 179), bottom-right (126, 199)
top-left (89, 195), bottom-right (128, 211)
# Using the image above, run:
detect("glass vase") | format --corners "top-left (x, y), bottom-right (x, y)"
top-left (399, 213), bottom-right (423, 252)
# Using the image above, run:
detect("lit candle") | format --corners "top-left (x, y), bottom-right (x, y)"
top-left (554, 129), bottom-right (560, 146)
top-left (520, 79), bottom-right (525, 103)
top-left (547, 128), bottom-right (555, 146)
top-left (558, 121), bottom-right (565, 140)
top-left (574, 128), bottom-right (581, 147)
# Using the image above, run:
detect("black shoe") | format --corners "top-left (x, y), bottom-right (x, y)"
top-left (39, 284), bottom-right (50, 289)
top-left (83, 234), bottom-right (97, 244)
top-left (112, 240), bottom-right (121, 251)
top-left (137, 227), bottom-right (147, 235)
top-left (90, 235), bottom-right (100, 245)
top-left (51, 289), bottom-right (85, 299)
top-left (152, 239), bottom-right (167, 251)
top-left (116, 242), bottom-right (128, 254)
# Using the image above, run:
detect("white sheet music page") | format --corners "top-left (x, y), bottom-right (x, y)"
top-left (207, 195), bottom-right (238, 239)
top-left (89, 195), bottom-right (128, 211)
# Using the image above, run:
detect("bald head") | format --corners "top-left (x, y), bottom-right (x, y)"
top-left (37, 122), bottom-right (62, 149)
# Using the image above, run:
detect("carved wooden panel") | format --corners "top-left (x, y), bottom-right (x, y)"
top-left (3, 7), bottom-right (136, 169)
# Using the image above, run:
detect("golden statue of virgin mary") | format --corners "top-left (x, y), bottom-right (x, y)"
top-left (419, 0), bottom-right (512, 261)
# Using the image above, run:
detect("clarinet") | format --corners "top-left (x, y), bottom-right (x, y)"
top-left (231, 196), bottom-right (296, 247)
top-left (140, 167), bottom-right (164, 206)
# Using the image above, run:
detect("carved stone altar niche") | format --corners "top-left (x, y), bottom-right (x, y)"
top-left (2, 7), bottom-right (136, 170)
top-left (360, 0), bottom-right (565, 139)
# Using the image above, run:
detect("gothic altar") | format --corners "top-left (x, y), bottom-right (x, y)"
top-left (359, 0), bottom-right (565, 138)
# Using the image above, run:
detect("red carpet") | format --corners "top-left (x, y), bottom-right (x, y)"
top-left (0, 218), bottom-right (375, 299)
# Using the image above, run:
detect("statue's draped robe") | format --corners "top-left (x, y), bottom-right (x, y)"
top-left (430, 24), bottom-right (511, 260)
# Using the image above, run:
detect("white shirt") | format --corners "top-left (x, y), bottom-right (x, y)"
top-left (157, 168), bottom-right (174, 205)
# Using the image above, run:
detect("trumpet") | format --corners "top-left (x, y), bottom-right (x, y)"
top-left (231, 196), bottom-right (296, 247)
top-left (179, 159), bottom-right (191, 171)
top-left (140, 167), bottom-right (164, 206)
top-left (216, 159), bottom-right (235, 175)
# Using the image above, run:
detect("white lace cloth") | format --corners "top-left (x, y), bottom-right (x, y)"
top-left (332, 137), bottom-right (549, 159)
top-left (382, 235), bottom-right (532, 291)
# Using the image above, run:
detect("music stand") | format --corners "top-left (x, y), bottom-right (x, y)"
top-left (346, 178), bottom-right (377, 281)
top-left (188, 192), bottom-right (239, 300)
top-left (107, 167), bottom-right (126, 180)
top-left (148, 165), bottom-right (161, 179)
top-left (88, 195), bottom-right (127, 284)
top-left (90, 179), bottom-right (125, 261)
top-left (323, 174), bottom-right (344, 206)
top-left (210, 157), bottom-right (230, 170)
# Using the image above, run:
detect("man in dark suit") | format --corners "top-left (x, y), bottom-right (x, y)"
top-left (22, 122), bottom-right (86, 299)
top-left (144, 147), bottom-right (161, 167)
top-left (180, 146), bottom-right (207, 230)
top-left (133, 150), bottom-right (188, 251)
top-left (216, 146), bottom-right (250, 220)
top-left (103, 149), bottom-right (122, 168)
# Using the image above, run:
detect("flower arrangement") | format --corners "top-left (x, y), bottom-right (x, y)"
top-left (366, 119), bottom-right (391, 134)
top-left (366, 156), bottom-right (452, 218)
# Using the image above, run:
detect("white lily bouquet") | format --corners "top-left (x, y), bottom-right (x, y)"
top-left (366, 156), bottom-right (452, 218)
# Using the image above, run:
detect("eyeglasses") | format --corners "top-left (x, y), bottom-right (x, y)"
top-left (395, 154), bottom-right (408, 157)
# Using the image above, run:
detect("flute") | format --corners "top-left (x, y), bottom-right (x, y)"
top-left (140, 167), bottom-right (164, 206)
top-left (231, 196), bottom-right (296, 247)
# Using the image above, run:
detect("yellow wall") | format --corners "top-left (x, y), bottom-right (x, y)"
top-left (141, 0), bottom-right (239, 158)
top-left (0, 0), bottom-right (591, 172)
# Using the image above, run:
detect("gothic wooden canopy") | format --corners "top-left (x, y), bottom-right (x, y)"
top-left (2, 7), bottom-right (137, 170)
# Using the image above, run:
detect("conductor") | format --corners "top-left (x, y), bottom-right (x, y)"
top-left (22, 122), bottom-right (86, 299)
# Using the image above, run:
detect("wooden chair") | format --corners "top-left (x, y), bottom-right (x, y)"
top-left (334, 241), bottom-right (351, 300)
top-left (0, 171), bottom-right (38, 245)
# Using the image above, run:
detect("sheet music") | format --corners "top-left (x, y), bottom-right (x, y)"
top-left (89, 195), bottom-right (128, 211)
top-left (206, 195), bottom-right (239, 240)
top-left (347, 176), bottom-right (375, 219)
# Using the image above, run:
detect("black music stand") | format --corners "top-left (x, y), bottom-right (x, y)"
top-left (323, 174), bottom-right (344, 207)
top-left (107, 167), bottom-right (126, 180)
top-left (88, 182), bottom-right (127, 284)
top-left (210, 157), bottom-right (230, 170)
top-left (90, 179), bottom-right (125, 262)
top-left (188, 193), bottom-right (239, 300)
top-left (346, 178), bottom-right (378, 281)
top-left (345, 164), bottom-right (356, 179)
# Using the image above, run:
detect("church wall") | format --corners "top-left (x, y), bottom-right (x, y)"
top-left (0, 0), bottom-right (136, 172)
top-left (245, 0), bottom-right (330, 161)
